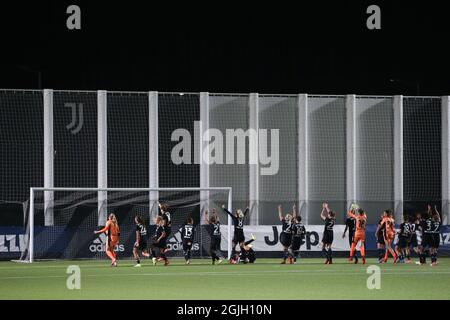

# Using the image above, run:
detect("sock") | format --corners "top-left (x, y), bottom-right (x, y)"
top-left (377, 249), bottom-right (383, 260)
top-left (151, 249), bottom-right (156, 258)
top-left (136, 257), bottom-right (140, 264)
top-left (294, 251), bottom-right (299, 260)
top-left (349, 243), bottom-right (356, 258)
top-left (187, 250), bottom-right (191, 260)
top-left (328, 248), bottom-right (333, 260)
top-left (183, 250), bottom-right (189, 261)
top-left (283, 249), bottom-right (289, 260)
top-left (360, 246), bottom-right (365, 258)
top-left (322, 248), bottom-right (328, 260)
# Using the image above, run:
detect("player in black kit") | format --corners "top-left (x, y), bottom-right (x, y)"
top-left (395, 214), bottom-right (414, 263)
top-left (420, 205), bottom-right (441, 266)
top-left (158, 202), bottom-right (172, 238)
top-left (133, 215), bottom-right (148, 267)
top-left (278, 204), bottom-right (294, 264)
top-left (221, 204), bottom-right (248, 262)
top-left (320, 202), bottom-right (336, 264)
top-left (149, 215), bottom-right (169, 266)
top-left (290, 205), bottom-right (306, 264)
top-left (204, 209), bottom-right (225, 265)
top-left (180, 217), bottom-right (195, 265)
top-left (343, 204), bottom-right (357, 261)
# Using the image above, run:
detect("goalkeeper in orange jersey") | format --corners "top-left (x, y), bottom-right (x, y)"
top-left (348, 207), bottom-right (367, 264)
top-left (94, 213), bottom-right (120, 267)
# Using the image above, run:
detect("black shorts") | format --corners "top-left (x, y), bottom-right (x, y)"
top-left (233, 229), bottom-right (245, 243)
top-left (291, 236), bottom-right (302, 251)
top-left (210, 236), bottom-right (221, 251)
top-left (397, 235), bottom-right (408, 249)
top-left (410, 234), bottom-right (418, 247)
top-left (183, 239), bottom-right (193, 251)
top-left (432, 233), bottom-right (441, 249)
top-left (422, 234), bottom-right (434, 248)
top-left (136, 239), bottom-right (148, 251)
top-left (152, 239), bottom-right (167, 249)
top-left (280, 232), bottom-right (292, 247)
top-left (322, 230), bottom-right (334, 245)
top-left (377, 232), bottom-right (385, 245)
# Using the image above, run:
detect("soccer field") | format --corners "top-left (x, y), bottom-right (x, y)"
top-left (1, 258), bottom-right (449, 300)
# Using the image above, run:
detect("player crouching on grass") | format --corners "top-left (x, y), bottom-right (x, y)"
top-left (94, 213), bottom-right (120, 267)
top-left (238, 234), bottom-right (257, 264)
top-left (278, 204), bottom-right (294, 264)
top-left (143, 216), bottom-right (169, 266)
top-left (320, 202), bottom-right (336, 264)
top-left (133, 215), bottom-right (148, 267)
top-left (348, 207), bottom-right (367, 264)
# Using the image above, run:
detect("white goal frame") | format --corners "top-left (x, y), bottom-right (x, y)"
top-left (25, 187), bottom-right (233, 263)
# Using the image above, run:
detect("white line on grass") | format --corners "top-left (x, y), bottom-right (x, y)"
top-left (2, 270), bottom-right (450, 281)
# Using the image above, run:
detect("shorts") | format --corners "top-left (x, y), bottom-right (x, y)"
top-left (233, 229), bottom-right (245, 243)
top-left (210, 236), bottom-right (221, 251)
top-left (353, 233), bottom-right (365, 244)
top-left (280, 232), bottom-right (292, 247)
top-left (397, 235), bottom-right (408, 249)
top-left (322, 230), bottom-right (334, 245)
top-left (108, 237), bottom-right (119, 249)
top-left (136, 239), bottom-right (148, 251)
top-left (410, 234), bottom-right (418, 247)
top-left (152, 239), bottom-right (167, 249)
top-left (385, 232), bottom-right (395, 243)
top-left (377, 232), bottom-right (385, 245)
top-left (291, 236), bottom-right (302, 251)
top-left (423, 233), bottom-right (440, 248)
top-left (183, 239), bottom-right (193, 251)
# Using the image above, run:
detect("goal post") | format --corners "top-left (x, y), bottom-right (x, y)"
top-left (22, 187), bottom-right (232, 263)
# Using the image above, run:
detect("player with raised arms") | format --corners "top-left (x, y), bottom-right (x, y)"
top-left (204, 209), bottom-right (224, 265)
top-left (320, 202), bottom-right (336, 264)
top-left (343, 203), bottom-right (357, 261)
top-left (221, 204), bottom-right (248, 263)
top-left (290, 204), bottom-right (306, 264)
top-left (348, 207), bottom-right (367, 264)
top-left (375, 211), bottom-right (388, 263)
top-left (94, 213), bottom-right (120, 267)
top-left (278, 204), bottom-right (293, 264)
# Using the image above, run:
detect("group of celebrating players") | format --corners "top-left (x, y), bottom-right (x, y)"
top-left (93, 201), bottom-right (442, 267)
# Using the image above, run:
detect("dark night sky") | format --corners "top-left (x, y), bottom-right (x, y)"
top-left (0, 1), bottom-right (449, 95)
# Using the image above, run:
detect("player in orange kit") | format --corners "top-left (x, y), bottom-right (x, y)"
top-left (94, 213), bottom-right (120, 266)
top-left (348, 208), bottom-right (367, 264)
top-left (381, 210), bottom-right (397, 263)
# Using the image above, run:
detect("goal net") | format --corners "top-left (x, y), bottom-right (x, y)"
top-left (18, 187), bottom-right (232, 263)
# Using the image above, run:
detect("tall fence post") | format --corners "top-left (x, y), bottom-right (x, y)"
top-left (298, 94), bottom-right (308, 223)
top-left (43, 89), bottom-right (54, 226)
top-left (149, 91), bottom-right (159, 223)
top-left (393, 95), bottom-right (404, 221)
top-left (249, 93), bottom-right (259, 225)
top-left (442, 96), bottom-right (450, 225)
top-left (346, 94), bottom-right (357, 211)
top-left (97, 90), bottom-right (108, 226)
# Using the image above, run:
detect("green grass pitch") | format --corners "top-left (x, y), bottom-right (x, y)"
top-left (1, 258), bottom-right (449, 300)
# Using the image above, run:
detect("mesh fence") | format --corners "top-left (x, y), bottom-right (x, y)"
top-left (307, 96), bottom-right (347, 224)
top-left (53, 91), bottom-right (97, 188)
top-left (107, 92), bottom-right (149, 188)
top-left (0, 90), bottom-right (43, 206)
top-left (355, 96), bottom-right (394, 224)
top-left (259, 95), bottom-right (298, 224)
top-left (209, 94), bottom-right (250, 221)
top-left (403, 97), bottom-right (442, 214)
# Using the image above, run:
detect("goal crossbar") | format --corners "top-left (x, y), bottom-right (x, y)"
top-left (26, 187), bottom-right (233, 263)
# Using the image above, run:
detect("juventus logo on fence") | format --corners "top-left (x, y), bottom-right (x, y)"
top-left (65, 103), bottom-right (84, 134)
